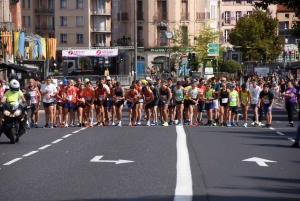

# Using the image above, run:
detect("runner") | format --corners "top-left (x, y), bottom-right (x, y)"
top-left (126, 85), bottom-right (138, 126)
top-left (258, 84), bottom-right (274, 128)
top-left (135, 80), bottom-right (143, 125)
top-left (63, 79), bottom-right (77, 127)
top-left (27, 79), bottom-right (41, 128)
top-left (112, 82), bottom-right (125, 127)
top-left (250, 79), bottom-right (262, 126)
top-left (183, 76), bottom-right (191, 125)
top-left (173, 81), bottom-right (184, 125)
top-left (83, 82), bottom-right (95, 127)
top-left (218, 82), bottom-right (230, 127)
top-left (76, 84), bottom-right (86, 127)
top-left (211, 77), bottom-right (221, 126)
top-left (188, 80), bottom-right (199, 126)
top-left (239, 83), bottom-right (250, 128)
top-left (149, 82), bottom-right (159, 126)
top-left (282, 81), bottom-right (297, 127)
top-left (158, 80), bottom-right (171, 126)
top-left (56, 81), bottom-right (66, 127)
top-left (141, 85), bottom-right (154, 126)
top-left (95, 83), bottom-right (107, 127)
top-left (228, 83), bottom-right (239, 127)
top-left (204, 82), bottom-right (214, 126)
top-left (167, 78), bottom-right (176, 125)
top-left (197, 78), bottom-right (206, 125)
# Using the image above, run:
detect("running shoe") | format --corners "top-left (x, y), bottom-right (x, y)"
top-left (118, 123), bottom-right (122, 127)
top-left (236, 122), bottom-right (239, 126)
top-left (105, 121), bottom-right (109, 126)
top-left (30, 123), bottom-right (34, 128)
top-left (177, 121), bottom-right (183, 126)
top-left (251, 122), bottom-right (255, 126)
top-left (147, 121), bottom-right (150, 126)
top-left (43, 123), bottom-right (49, 128)
top-left (189, 122), bottom-right (193, 126)
top-left (150, 121), bottom-right (155, 126)
top-left (137, 121), bottom-right (141, 125)
top-left (49, 123), bottom-right (53, 128)
top-left (132, 122), bottom-right (137, 126)
top-left (243, 123), bottom-right (247, 128)
top-left (162, 122), bottom-right (169, 126)
top-left (258, 122), bottom-right (262, 126)
top-left (78, 123), bottom-right (82, 127)
top-left (168, 120), bottom-right (173, 125)
top-left (213, 122), bottom-right (217, 126)
top-left (34, 123), bottom-right (38, 128)
top-left (53, 123), bottom-right (57, 128)
top-left (112, 122), bottom-right (115, 126)
top-left (89, 122), bottom-right (93, 127)
top-left (155, 122), bottom-right (158, 126)
top-left (231, 122), bottom-right (237, 127)
top-left (252, 122), bottom-right (258, 127)
top-left (108, 120), bottom-right (112, 126)
top-left (70, 123), bottom-right (75, 127)
top-left (65, 124), bottom-right (69, 128)
top-left (227, 122), bottom-right (231, 127)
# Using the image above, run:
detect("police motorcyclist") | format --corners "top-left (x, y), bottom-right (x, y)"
top-left (1, 78), bottom-right (27, 135)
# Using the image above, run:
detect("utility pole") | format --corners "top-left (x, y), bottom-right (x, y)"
top-left (133, 0), bottom-right (137, 81)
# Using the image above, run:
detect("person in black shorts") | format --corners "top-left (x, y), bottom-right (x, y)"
top-left (218, 83), bottom-right (230, 127)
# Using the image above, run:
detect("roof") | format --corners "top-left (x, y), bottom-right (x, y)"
top-left (277, 4), bottom-right (295, 12)
top-left (0, 62), bottom-right (37, 72)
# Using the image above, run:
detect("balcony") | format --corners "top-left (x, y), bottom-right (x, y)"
top-left (196, 12), bottom-right (210, 21)
top-left (137, 12), bottom-right (144, 20)
top-left (35, 25), bottom-right (55, 31)
top-left (92, 10), bottom-right (111, 16)
top-left (154, 12), bottom-right (168, 21)
top-left (157, 39), bottom-right (167, 46)
top-left (181, 12), bottom-right (190, 21)
top-left (93, 43), bottom-right (106, 47)
top-left (224, 19), bottom-right (231, 24)
top-left (35, 8), bottom-right (55, 15)
top-left (91, 27), bottom-right (111, 32)
top-left (117, 13), bottom-right (129, 21)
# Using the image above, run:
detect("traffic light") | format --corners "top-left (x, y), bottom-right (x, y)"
top-left (120, 52), bottom-right (125, 61)
top-left (188, 53), bottom-right (192, 61)
top-left (191, 53), bottom-right (196, 62)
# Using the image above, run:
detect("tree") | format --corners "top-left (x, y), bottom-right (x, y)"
top-left (222, 60), bottom-right (241, 73)
top-left (255, 0), bottom-right (300, 15)
top-left (228, 8), bottom-right (283, 62)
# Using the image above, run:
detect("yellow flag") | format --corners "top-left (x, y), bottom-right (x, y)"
top-left (41, 38), bottom-right (46, 59)
top-left (14, 31), bottom-right (20, 57)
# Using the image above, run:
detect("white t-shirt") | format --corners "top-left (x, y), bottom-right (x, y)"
top-left (41, 83), bottom-right (57, 103)
top-left (249, 86), bottom-right (261, 104)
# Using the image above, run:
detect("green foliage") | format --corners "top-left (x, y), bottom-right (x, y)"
top-left (79, 57), bottom-right (91, 66)
top-left (291, 21), bottom-right (300, 39)
top-left (222, 60), bottom-right (241, 73)
top-left (255, 0), bottom-right (300, 15)
top-left (228, 8), bottom-right (283, 62)
top-left (172, 25), bottom-right (190, 48)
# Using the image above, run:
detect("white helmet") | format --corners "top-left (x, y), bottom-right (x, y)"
top-left (10, 79), bottom-right (20, 91)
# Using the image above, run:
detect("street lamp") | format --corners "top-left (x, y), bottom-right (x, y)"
top-left (165, 31), bottom-right (174, 74)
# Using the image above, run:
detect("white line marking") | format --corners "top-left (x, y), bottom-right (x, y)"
top-left (23, 151), bottom-right (38, 157)
top-left (3, 158), bottom-right (22, 165)
top-left (288, 138), bottom-right (295, 142)
top-left (174, 126), bottom-right (193, 201)
top-left (269, 127), bottom-right (275, 130)
top-left (276, 121), bottom-right (281, 123)
top-left (62, 134), bottom-right (72, 138)
top-left (39, 144), bottom-right (51, 150)
top-left (276, 132), bottom-right (284, 136)
top-left (72, 131), bottom-right (79, 133)
top-left (52, 139), bottom-right (63, 144)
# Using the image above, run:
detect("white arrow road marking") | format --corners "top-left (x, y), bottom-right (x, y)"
top-left (23, 151), bottom-right (38, 157)
top-left (243, 157), bottom-right (277, 167)
top-left (4, 158), bottom-right (22, 165)
top-left (276, 132), bottom-right (284, 136)
top-left (174, 126), bottom-right (193, 201)
top-left (90, 156), bottom-right (134, 164)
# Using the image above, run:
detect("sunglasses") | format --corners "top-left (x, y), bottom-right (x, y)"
top-left (221, 80), bottom-right (225, 81)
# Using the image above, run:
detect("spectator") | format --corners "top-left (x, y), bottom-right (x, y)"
top-left (282, 81), bottom-right (297, 127)
top-left (104, 68), bottom-right (110, 76)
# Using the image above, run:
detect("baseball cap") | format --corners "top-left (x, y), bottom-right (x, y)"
top-left (59, 81), bottom-right (63, 85)
top-left (145, 77), bottom-right (152, 81)
top-left (141, 79), bottom-right (148, 84)
top-left (106, 76), bottom-right (111, 80)
top-left (156, 75), bottom-right (160, 80)
top-left (63, 79), bottom-right (68, 84)
top-left (84, 78), bottom-right (90, 83)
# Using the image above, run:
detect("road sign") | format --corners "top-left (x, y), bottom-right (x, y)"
top-left (242, 157), bottom-right (277, 167)
top-left (90, 156), bottom-right (134, 164)
top-left (207, 43), bottom-right (219, 56)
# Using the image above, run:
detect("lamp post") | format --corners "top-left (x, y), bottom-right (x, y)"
top-left (165, 31), bottom-right (174, 74)
top-left (133, 0), bottom-right (137, 81)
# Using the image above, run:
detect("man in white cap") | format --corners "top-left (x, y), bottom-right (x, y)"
top-left (146, 77), bottom-right (152, 82)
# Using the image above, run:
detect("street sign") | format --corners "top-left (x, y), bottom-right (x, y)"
top-left (242, 157), bottom-right (277, 167)
top-left (90, 156), bottom-right (134, 164)
top-left (207, 43), bottom-right (219, 56)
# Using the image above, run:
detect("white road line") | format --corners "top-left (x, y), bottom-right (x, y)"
top-left (72, 131), bottom-right (79, 133)
top-left (3, 158), bottom-right (22, 165)
top-left (174, 126), bottom-right (193, 201)
top-left (62, 134), bottom-right (72, 138)
top-left (288, 138), bottom-right (295, 142)
top-left (269, 127), bottom-right (275, 130)
top-left (276, 132), bottom-right (284, 136)
top-left (23, 151), bottom-right (38, 157)
top-left (39, 144), bottom-right (51, 150)
top-left (52, 139), bottom-right (63, 144)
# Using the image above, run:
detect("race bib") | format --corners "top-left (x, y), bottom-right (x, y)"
top-left (116, 96), bottom-right (121, 100)
top-left (230, 95), bottom-right (236, 102)
top-left (264, 99), bottom-right (270, 104)
top-left (241, 97), bottom-right (247, 103)
top-left (68, 95), bottom-right (73, 100)
top-left (206, 100), bottom-right (212, 103)
top-left (86, 96), bottom-right (92, 101)
top-left (80, 98), bottom-right (85, 101)
top-left (222, 98), bottom-right (228, 103)
top-left (251, 97), bottom-right (258, 104)
top-left (175, 96), bottom-right (182, 101)
top-left (145, 97), bottom-right (150, 101)
top-left (29, 91), bottom-right (36, 96)
top-left (162, 95), bottom-right (167, 100)
top-left (99, 95), bottom-right (104, 99)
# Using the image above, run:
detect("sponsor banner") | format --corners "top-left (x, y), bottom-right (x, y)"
top-left (62, 49), bottom-right (118, 57)
top-left (255, 67), bottom-right (269, 77)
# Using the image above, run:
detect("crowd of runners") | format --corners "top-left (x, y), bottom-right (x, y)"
top-left (20, 72), bottom-right (298, 130)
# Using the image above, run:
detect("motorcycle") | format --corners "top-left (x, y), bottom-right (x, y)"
top-left (0, 102), bottom-right (31, 144)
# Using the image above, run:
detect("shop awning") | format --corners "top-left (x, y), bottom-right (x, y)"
top-left (0, 62), bottom-right (36, 72)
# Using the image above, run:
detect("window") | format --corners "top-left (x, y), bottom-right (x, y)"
top-left (22, 0), bottom-right (25, 8)
top-left (22, 16), bottom-right (26, 26)
top-left (60, 16), bottom-right (68, 26)
top-left (236, 11), bottom-right (242, 21)
top-left (49, 0), bottom-right (54, 10)
top-left (76, 34), bottom-right (84, 44)
top-left (60, 0), bottom-right (67, 8)
top-left (28, 0), bottom-right (30, 8)
top-left (247, 0), bottom-right (252, 3)
top-left (76, 0), bottom-right (83, 9)
top-left (60, 34), bottom-right (67, 43)
top-left (225, 29), bottom-right (230, 42)
top-left (224, 11), bottom-right (230, 24)
top-left (94, 0), bottom-right (106, 14)
top-left (49, 33), bottom-right (55, 38)
top-left (27, 16), bottom-right (31, 26)
top-left (94, 16), bottom-right (106, 31)
top-left (247, 11), bottom-right (252, 16)
top-left (76, 16), bottom-right (84, 27)
top-left (94, 34), bottom-right (106, 46)
top-left (285, 14), bottom-right (290, 19)
top-left (236, 0), bottom-right (241, 4)
top-left (285, 21), bottom-right (289, 29)
top-left (158, 27), bottom-right (167, 46)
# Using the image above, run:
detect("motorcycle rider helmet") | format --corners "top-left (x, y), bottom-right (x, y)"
top-left (9, 79), bottom-right (20, 91)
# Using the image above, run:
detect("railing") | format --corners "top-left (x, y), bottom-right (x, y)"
top-left (154, 12), bottom-right (168, 20)
top-left (137, 40), bottom-right (144, 47)
top-left (137, 12), bottom-right (144, 20)
top-left (117, 13), bottom-right (129, 21)
top-left (181, 12), bottom-right (190, 20)
top-left (35, 25), bottom-right (55, 31)
top-left (35, 8), bottom-right (55, 14)
top-left (92, 10), bottom-right (111, 15)
top-left (91, 27), bottom-right (111, 32)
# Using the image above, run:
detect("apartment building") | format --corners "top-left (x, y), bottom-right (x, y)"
top-left (220, 0), bottom-right (276, 46)
top-left (115, 0), bottom-right (219, 75)
top-left (21, 0), bottom-right (112, 48)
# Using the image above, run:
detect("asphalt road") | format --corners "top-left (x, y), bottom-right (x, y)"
top-left (0, 108), bottom-right (299, 201)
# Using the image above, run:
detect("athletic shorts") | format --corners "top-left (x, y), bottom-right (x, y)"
top-left (85, 100), bottom-right (94, 106)
top-left (43, 102), bottom-right (54, 108)
top-left (127, 102), bottom-right (136, 109)
top-left (77, 104), bottom-right (86, 109)
top-left (205, 102), bottom-right (213, 110)
top-left (139, 98), bottom-right (144, 103)
top-left (57, 102), bottom-right (64, 107)
top-left (30, 103), bottom-right (38, 112)
top-left (103, 99), bottom-right (112, 109)
top-left (159, 100), bottom-right (170, 107)
top-left (63, 102), bottom-right (75, 109)
top-left (220, 103), bottom-right (229, 108)
top-left (229, 106), bottom-right (238, 113)
top-left (212, 99), bottom-right (219, 109)
top-left (176, 101), bottom-right (183, 105)
top-left (145, 101), bottom-right (153, 110)
top-left (115, 100), bottom-right (124, 108)
top-left (184, 100), bottom-right (190, 108)
top-left (198, 101), bottom-right (204, 112)
top-left (189, 99), bottom-right (198, 106)
top-left (73, 105), bottom-right (78, 111)
top-left (94, 100), bottom-right (101, 106)
top-left (263, 104), bottom-right (272, 115)
top-left (251, 104), bottom-right (258, 109)
top-left (153, 98), bottom-right (159, 106)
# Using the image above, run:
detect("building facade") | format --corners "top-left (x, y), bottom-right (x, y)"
top-left (21, 0), bottom-right (112, 48)
top-left (115, 0), bottom-right (219, 76)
